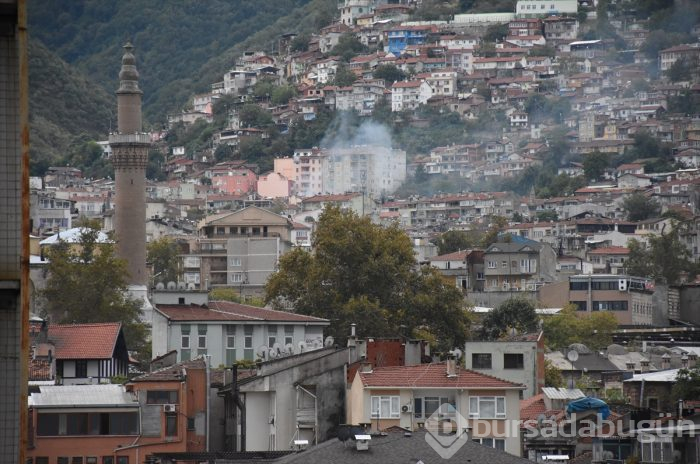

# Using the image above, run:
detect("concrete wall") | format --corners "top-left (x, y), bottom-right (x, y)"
top-left (679, 285), bottom-right (700, 325)
top-left (464, 340), bottom-right (540, 398)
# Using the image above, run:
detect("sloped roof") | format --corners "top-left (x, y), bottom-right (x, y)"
top-left (130, 358), bottom-right (207, 382)
top-left (430, 250), bottom-right (469, 262)
top-left (520, 394), bottom-right (546, 422)
top-left (49, 323), bottom-right (122, 360)
top-left (359, 363), bottom-right (524, 389)
top-left (277, 428), bottom-right (532, 464)
top-left (587, 246), bottom-right (629, 255)
top-left (40, 227), bottom-right (111, 245)
top-left (29, 384), bottom-right (138, 407)
top-left (624, 368), bottom-right (681, 383)
top-left (155, 301), bottom-right (329, 324)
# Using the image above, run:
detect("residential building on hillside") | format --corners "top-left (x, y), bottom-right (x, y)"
top-left (391, 80), bottom-right (433, 112)
top-left (659, 43), bottom-right (700, 72)
top-left (184, 206), bottom-right (293, 295)
top-left (428, 249), bottom-right (485, 292)
top-left (347, 362), bottom-right (525, 456)
top-left (30, 191), bottom-right (73, 236)
top-left (151, 300), bottom-right (329, 365)
top-left (321, 146), bottom-right (407, 198)
top-left (300, 192), bottom-right (374, 217)
top-left (464, 332), bottom-right (545, 399)
top-left (483, 240), bottom-right (557, 291)
top-left (516, 0), bottom-right (578, 18)
top-left (539, 274), bottom-right (656, 326)
top-left (292, 148), bottom-right (325, 198)
top-left (387, 25), bottom-right (433, 56)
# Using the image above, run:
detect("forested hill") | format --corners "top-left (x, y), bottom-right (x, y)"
top-left (28, 0), bottom-right (336, 123)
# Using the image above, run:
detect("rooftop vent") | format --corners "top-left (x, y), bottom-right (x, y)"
top-left (355, 434), bottom-right (371, 451)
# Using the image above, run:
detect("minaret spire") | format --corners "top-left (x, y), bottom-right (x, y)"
top-left (109, 42), bottom-right (150, 286)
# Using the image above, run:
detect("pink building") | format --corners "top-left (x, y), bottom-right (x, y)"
top-left (274, 157), bottom-right (296, 181)
top-left (257, 171), bottom-right (293, 199)
top-left (211, 167), bottom-right (257, 195)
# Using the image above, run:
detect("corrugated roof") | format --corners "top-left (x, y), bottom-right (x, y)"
top-left (359, 363), bottom-right (524, 389)
top-left (29, 384), bottom-right (138, 407)
top-left (624, 368), bottom-right (681, 383)
top-left (156, 301), bottom-right (329, 324)
top-left (542, 387), bottom-right (585, 400)
top-left (49, 323), bottom-right (122, 360)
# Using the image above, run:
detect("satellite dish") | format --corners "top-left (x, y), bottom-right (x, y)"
top-left (311, 339), bottom-right (323, 349)
top-left (155, 282), bottom-right (165, 290)
top-left (177, 282), bottom-right (186, 290)
top-left (268, 348), bottom-right (278, 359)
top-left (187, 283), bottom-right (195, 290)
top-left (452, 348), bottom-right (463, 359)
top-left (272, 342), bottom-right (282, 354)
top-left (166, 281), bottom-right (177, 290)
top-left (324, 336), bottom-right (335, 347)
top-left (285, 343), bottom-right (294, 355)
top-left (257, 345), bottom-right (269, 358)
top-left (567, 350), bottom-right (579, 362)
top-left (298, 341), bottom-right (307, 353)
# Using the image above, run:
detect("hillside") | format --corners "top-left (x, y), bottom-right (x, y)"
top-left (28, 0), bottom-right (336, 123)
top-left (28, 39), bottom-right (114, 175)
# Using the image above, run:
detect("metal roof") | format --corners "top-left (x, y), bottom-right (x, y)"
top-left (542, 387), bottom-right (585, 400)
top-left (29, 384), bottom-right (138, 408)
top-left (624, 368), bottom-right (681, 383)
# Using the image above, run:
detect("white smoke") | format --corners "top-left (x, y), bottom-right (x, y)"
top-left (320, 111), bottom-right (393, 149)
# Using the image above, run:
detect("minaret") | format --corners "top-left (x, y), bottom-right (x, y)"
top-left (109, 42), bottom-right (150, 286)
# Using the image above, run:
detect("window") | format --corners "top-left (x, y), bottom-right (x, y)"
top-left (592, 301), bottom-right (628, 311)
top-left (75, 360), bottom-right (88, 378)
top-left (165, 413), bottom-right (178, 437)
top-left (226, 325), bottom-right (236, 366)
top-left (284, 326), bottom-right (294, 345)
top-left (474, 438), bottom-right (506, 450)
top-left (117, 458), bottom-right (129, 464)
top-left (86, 459), bottom-right (97, 464)
top-left (268, 325), bottom-right (277, 347)
top-left (591, 281), bottom-right (618, 290)
top-left (58, 459), bottom-right (69, 464)
top-left (371, 396), bottom-right (400, 419)
top-left (640, 436), bottom-right (672, 463)
top-left (487, 261), bottom-right (496, 269)
top-left (101, 458), bottom-right (113, 464)
top-left (571, 301), bottom-right (587, 311)
top-left (469, 396), bottom-right (506, 419)
top-left (72, 458), bottom-right (84, 464)
top-left (187, 417), bottom-right (196, 430)
top-left (504, 353), bottom-right (524, 369)
top-left (230, 257), bottom-right (241, 267)
top-left (476, 272), bottom-right (485, 280)
top-left (472, 353), bottom-right (492, 369)
top-left (181, 325), bottom-right (190, 349)
top-left (37, 412), bottom-right (138, 436)
top-left (414, 397), bottom-right (453, 419)
top-left (146, 391), bottom-right (178, 405)
top-left (244, 326), bottom-right (254, 360)
top-left (35, 459), bottom-right (49, 464)
top-left (230, 273), bottom-right (243, 283)
top-left (501, 261), bottom-right (508, 268)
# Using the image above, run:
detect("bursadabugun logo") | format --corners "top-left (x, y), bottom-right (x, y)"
top-left (424, 403), bottom-right (470, 459)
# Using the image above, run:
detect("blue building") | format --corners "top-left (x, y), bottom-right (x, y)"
top-left (387, 26), bottom-right (432, 56)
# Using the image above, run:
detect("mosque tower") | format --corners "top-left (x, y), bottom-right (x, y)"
top-left (109, 42), bottom-right (150, 287)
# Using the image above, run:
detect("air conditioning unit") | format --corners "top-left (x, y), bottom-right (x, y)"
top-left (163, 404), bottom-right (177, 413)
top-left (401, 404), bottom-right (413, 413)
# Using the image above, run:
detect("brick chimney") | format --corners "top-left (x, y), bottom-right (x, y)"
top-left (661, 354), bottom-right (671, 370)
top-left (681, 355), bottom-right (689, 369)
top-left (640, 360), bottom-right (650, 373)
top-left (446, 354), bottom-right (457, 378)
top-left (626, 361), bottom-right (636, 372)
top-left (688, 353), bottom-right (697, 368)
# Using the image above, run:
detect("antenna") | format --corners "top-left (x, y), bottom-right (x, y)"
top-left (311, 339), bottom-right (322, 350)
top-left (324, 336), bottom-right (335, 347)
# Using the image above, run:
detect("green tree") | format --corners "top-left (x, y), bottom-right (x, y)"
top-left (536, 210), bottom-right (559, 222)
top-left (542, 304), bottom-right (618, 351)
top-left (265, 205), bottom-right (470, 350)
top-left (545, 359), bottom-right (564, 388)
top-left (147, 237), bottom-right (182, 285)
top-left (209, 287), bottom-right (265, 307)
top-left (483, 23), bottom-right (508, 42)
top-left (480, 216), bottom-right (509, 247)
top-left (583, 151), bottom-right (609, 180)
top-left (290, 34), bottom-right (310, 52)
top-left (433, 230), bottom-right (481, 256)
top-left (330, 33), bottom-right (367, 61)
top-left (40, 227), bottom-right (149, 364)
top-left (622, 192), bottom-right (661, 221)
top-left (667, 58), bottom-right (694, 82)
top-left (479, 297), bottom-right (539, 340)
top-left (332, 63), bottom-right (357, 87)
top-left (625, 231), bottom-right (696, 284)
top-left (271, 85), bottom-right (297, 105)
top-left (239, 104), bottom-right (274, 128)
top-left (672, 367), bottom-right (700, 402)
top-left (373, 64), bottom-right (406, 84)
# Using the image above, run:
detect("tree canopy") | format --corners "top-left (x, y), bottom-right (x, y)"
top-left (622, 192), bottom-right (661, 222)
top-left (265, 205), bottom-right (470, 350)
top-left (479, 297), bottom-right (539, 340)
top-left (433, 230), bottom-right (481, 255)
top-left (40, 227), bottom-right (149, 364)
top-left (147, 237), bottom-right (182, 285)
top-left (542, 305), bottom-right (618, 351)
top-left (625, 232), bottom-right (697, 284)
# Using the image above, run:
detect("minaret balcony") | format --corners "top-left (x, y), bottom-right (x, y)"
top-left (109, 133), bottom-right (151, 145)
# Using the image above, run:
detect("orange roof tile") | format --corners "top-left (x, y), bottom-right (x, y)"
top-left (359, 363), bottom-right (524, 389)
top-left (49, 323), bottom-right (122, 360)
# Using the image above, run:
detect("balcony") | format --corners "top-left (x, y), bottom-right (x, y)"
top-left (108, 133), bottom-right (151, 145)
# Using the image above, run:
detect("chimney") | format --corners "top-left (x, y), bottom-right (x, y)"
top-left (359, 362), bottom-right (373, 373)
top-left (355, 434), bottom-right (371, 451)
top-left (661, 354), bottom-right (671, 370)
top-left (681, 355), bottom-right (689, 369)
top-left (688, 353), bottom-right (697, 368)
top-left (446, 354), bottom-right (457, 378)
top-left (347, 323), bottom-right (357, 348)
top-left (640, 360), bottom-right (650, 373)
top-left (626, 361), bottom-right (636, 372)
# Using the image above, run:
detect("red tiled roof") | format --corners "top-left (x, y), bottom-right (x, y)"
top-left (49, 323), bottom-right (122, 360)
top-left (302, 193), bottom-right (360, 202)
top-left (392, 80), bottom-right (423, 88)
top-left (430, 250), bottom-right (469, 262)
top-left (359, 363), bottom-right (524, 389)
top-left (156, 301), bottom-right (329, 324)
top-left (520, 393), bottom-right (546, 422)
